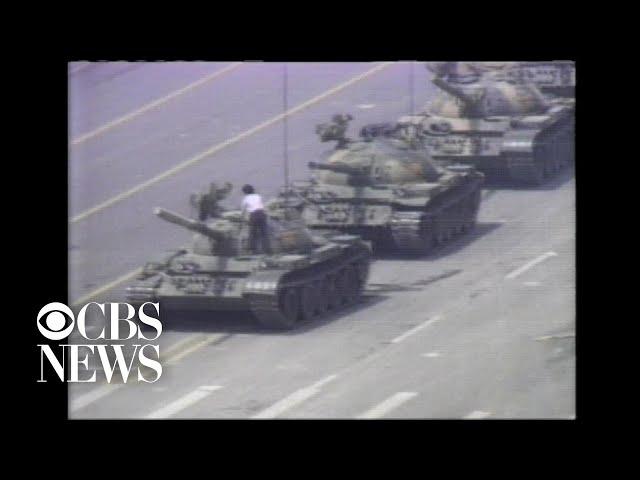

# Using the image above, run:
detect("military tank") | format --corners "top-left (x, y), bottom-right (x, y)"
top-left (514, 61), bottom-right (575, 98)
top-left (401, 62), bottom-right (574, 185)
top-left (445, 61), bottom-right (575, 98)
top-left (280, 114), bottom-right (484, 255)
top-left (126, 189), bottom-right (371, 330)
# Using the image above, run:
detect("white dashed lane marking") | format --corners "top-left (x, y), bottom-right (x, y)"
top-left (145, 386), bottom-right (223, 419)
top-left (356, 392), bottom-right (418, 419)
top-left (421, 352), bottom-right (441, 358)
top-left (464, 410), bottom-right (492, 419)
top-left (252, 374), bottom-right (338, 419)
top-left (70, 383), bottom-right (124, 412)
top-left (391, 315), bottom-right (441, 344)
top-left (505, 251), bottom-right (558, 280)
top-left (69, 333), bottom-right (228, 413)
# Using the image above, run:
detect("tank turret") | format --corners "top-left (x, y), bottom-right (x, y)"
top-left (308, 160), bottom-right (371, 186)
top-left (310, 115), bottom-right (443, 187)
top-left (427, 61), bottom-right (549, 118)
top-left (431, 74), bottom-right (486, 118)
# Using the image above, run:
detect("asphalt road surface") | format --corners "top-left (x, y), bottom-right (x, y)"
top-left (67, 61), bottom-right (575, 419)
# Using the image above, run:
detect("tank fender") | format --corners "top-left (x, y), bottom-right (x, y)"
top-left (243, 270), bottom-right (288, 296)
top-left (502, 130), bottom-right (537, 155)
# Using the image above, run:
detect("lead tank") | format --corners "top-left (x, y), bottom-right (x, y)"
top-left (280, 115), bottom-right (484, 255)
top-left (402, 62), bottom-right (574, 185)
top-left (126, 190), bottom-right (371, 330)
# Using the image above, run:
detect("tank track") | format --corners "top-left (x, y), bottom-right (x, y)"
top-left (245, 245), bottom-right (371, 330)
top-left (389, 180), bottom-right (483, 255)
top-left (508, 114), bottom-right (574, 185)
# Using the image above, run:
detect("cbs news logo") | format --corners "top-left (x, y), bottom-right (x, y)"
top-left (37, 302), bottom-right (163, 383)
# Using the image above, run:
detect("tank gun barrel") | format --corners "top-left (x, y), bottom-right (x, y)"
top-left (155, 207), bottom-right (226, 241)
top-left (308, 161), bottom-right (367, 177)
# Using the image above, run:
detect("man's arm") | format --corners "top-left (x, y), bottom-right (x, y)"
top-left (240, 197), bottom-right (248, 218)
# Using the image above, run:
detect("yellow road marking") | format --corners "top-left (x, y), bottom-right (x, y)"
top-left (71, 268), bottom-right (142, 307)
top-left (70, 62), bottom-right (393, 224)
top-left (161, 334), bottom-right (203, 358)
top-left (70, 62), bottom-right (243, 145)
top-left (164, 334), bottom-right (226, 365)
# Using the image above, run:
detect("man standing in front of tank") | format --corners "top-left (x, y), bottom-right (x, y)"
top-left (241, 184), bottom-right (271, 254)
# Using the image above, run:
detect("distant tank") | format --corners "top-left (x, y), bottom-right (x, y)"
top-left (126, 187), bottom-right (371, 330)
top-left (402, 62), bottom-right (574, 185)
top-left (439, 61), bottom-right (575, 98)
top-left (280, 114), bottom-right (484, 254)
top-left (514, 61), bottom-right (575, 98)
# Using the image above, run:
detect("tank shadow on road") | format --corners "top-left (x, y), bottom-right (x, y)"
top-left (482, 165), bottom-right (575, 191)
top-left (367, 269), bottom-right (463, 293)
top-left (375, 221), bottom-right (502, 261)
top-left (158, 294), bottom-right (391, 335)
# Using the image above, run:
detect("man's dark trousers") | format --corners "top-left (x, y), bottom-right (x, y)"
top-left (249, 209), bottom-right (271, 254)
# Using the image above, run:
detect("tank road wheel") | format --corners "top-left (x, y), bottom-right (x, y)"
top-left (562, 127), bottom-right (575, 167)
top-left (278, 287), bottom-right (301, 327)
top-left (552, 135), bottom-right (564, 175)
top-left (557, 131), bottom-right (569, 169)
top-left (445, 222), bottom-right (455, 241)
top-left (453, 206), bottom-right (466, 235)
top-left (418, 221), bottom-right (436, 254)
top-left (334, 268), bottom-right (352, 306)
top-left (463, 191), bottom-right (481, 233)
top-left (322, 274), bottom-right (339, 311)
top-left (439, 220), bottom-right (450, 243)
top-left (339, 266), bottom-right (359, 305)
top-left (314, 279), bottom-right (329, 316)
top-left (354, 260), bottom-right (369, 293)
top-left (566, 128), bottom-right (575, 165)
top-left (538, 143), bottom-right (553, 179)
top-left (528, 159), bottom-right (545, 185)
top-left (433, 217), bottom-right (445, 245)
top-left (544, 139), bottom-right (557, 177)
top-left (300, 282), bottom-right (318, 321)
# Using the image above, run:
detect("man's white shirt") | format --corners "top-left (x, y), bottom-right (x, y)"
top-left (241, 193), bottom-right (265, 213)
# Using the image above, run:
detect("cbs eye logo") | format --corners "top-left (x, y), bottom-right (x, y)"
top-left (37, 302), bottom-right (75, 341)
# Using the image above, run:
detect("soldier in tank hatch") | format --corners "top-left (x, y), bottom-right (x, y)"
top-left (190, 182), bottom-right (232, 221)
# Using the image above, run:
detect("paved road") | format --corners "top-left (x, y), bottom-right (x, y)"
top-left (67, 62), bottom-right (575, 419)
